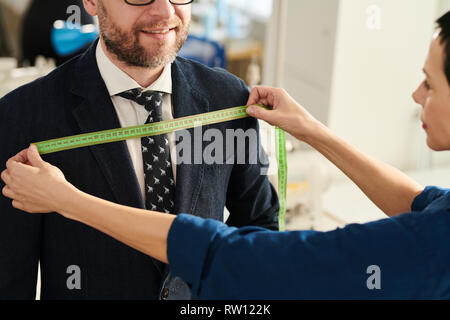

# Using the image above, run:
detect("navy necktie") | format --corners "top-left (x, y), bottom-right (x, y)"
top-left (118, 89), bottom-right (175, 213)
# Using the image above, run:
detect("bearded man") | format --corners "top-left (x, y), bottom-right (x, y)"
top-left (0, 0), bottom-right (279, 300)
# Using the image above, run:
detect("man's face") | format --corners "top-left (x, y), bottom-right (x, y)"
top-left (89, 0), bottom-right (191, 68)
top-left (413, 35), bottom-right (450, 151)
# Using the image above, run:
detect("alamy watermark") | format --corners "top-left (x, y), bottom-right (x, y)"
top-left (66, 265), bottom-right (81, 290)
top-left (168, 126), bottom-right (273, 175)
top-left (66, 5), bottom-right (81, 27)
top-left (173, 127), bottom-right (262, 164)
top-left (366, 265), bottom-right (381, 290)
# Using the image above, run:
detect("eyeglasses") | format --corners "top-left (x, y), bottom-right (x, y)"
top-left (125, 0), bottom-right (194, 6)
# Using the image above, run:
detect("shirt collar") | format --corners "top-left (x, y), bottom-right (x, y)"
top-left (96, 41), bottom-right (172, 97)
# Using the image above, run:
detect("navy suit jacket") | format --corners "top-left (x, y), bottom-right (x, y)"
top-left (0, 42), bottom-right (279, 300)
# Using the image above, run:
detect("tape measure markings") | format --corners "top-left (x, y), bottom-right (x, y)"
top-left (34, 105), bottom-right (287, 231)
top-left (36, 106), bottom-right (251, 154)
top-left (276, 127), bottom-right (288, 232)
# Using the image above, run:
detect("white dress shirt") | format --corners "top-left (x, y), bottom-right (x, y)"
top-left (96, 42), bottom-right (177, 200)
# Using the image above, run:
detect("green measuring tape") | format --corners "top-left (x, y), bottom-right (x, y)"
top-left (275, 127), bottom-right (287, 232)
top-left (34, 105), bottom-right (288, 231)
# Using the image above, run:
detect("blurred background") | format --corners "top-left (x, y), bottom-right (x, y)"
top-left (1, 0), bottom-right (450, 234)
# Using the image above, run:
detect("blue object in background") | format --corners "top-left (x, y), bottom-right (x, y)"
top-left (52, 21), bottom-right (226, 68)
top-left (51, 20), bottom-right (98, 57)
top-left (178, 35), bottom-right (227, 69)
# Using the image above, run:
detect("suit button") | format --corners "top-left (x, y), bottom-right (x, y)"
top-left (161, 288), bottom-right (170, 300)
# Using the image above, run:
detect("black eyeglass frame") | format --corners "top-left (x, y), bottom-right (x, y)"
top-left (125, 0), bottom-right (194, 6)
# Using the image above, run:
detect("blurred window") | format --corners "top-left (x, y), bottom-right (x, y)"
top-left (225, 0), bottom-right (273, 21)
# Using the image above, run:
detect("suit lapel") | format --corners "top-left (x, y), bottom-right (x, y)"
top-left (68, 45), bottom-right (210, 214)
top-left (69, 42), bottom-right (145, 209)
top-left (171, 60), bottom-right (209, 215)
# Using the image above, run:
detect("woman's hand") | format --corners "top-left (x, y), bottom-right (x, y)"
top-left (246, 86), bottom-right (324, 142)
top-left (1, 145), bottom-right (74, 213)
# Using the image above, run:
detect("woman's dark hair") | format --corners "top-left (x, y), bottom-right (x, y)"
top-left (436, 11), bottom-right (450, 84)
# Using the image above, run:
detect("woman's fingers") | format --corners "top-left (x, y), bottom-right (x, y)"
top-left (1, 170), bottom-right (22, 201)
top-left (247, 86), bottom-right (276, 108)
top-left (246, 86), bottom-right (264, 106)
top-left (247, 86), bottom-right (284, 125)
top-left (11, 200), bottom-right (24, 211)
top-left (2, 185), bottom-right (29, 209)
top-left (247, 105), bottom-right (276, 125)
top-left (2, 185), bottom-right (18, 200)
top-left (2, 184), bottom-right (28, 203)
top-left (3, 185), bottom-right (52, 213)
top-left (1, 169), bottom-right (10, 185)
top-left (6, 159), bottom-right (39, 182)
top-left (27, 145), bottom-right (45, 168)
top-left (2, 148), bottom-right (67, 214)
top-left (248, 86), bottom-right (322, 141)
top-left (9, 148), bottom-right (31, 165)
top-left (248, 86), bottom-right (290, 108)
top-left (4, 146), bottom-right (43, 181)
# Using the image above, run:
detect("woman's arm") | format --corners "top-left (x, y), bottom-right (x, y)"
top-left (247, 87), bottom-right (424, 217)
top-left (304, 123), bottom-right (423, 216)
top-left (1, 146), bottom-right (174, 263)
top-left (168, 206), bottom-right (450, 299)
top-left (62, 186), bottom-right (174, 263)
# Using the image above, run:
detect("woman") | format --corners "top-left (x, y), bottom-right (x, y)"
top-left (3, 13), bottom-right (450, 299)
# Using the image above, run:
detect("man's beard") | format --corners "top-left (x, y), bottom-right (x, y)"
top-left (97, 2), bottom-right (189, 68)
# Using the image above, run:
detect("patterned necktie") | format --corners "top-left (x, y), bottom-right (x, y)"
top-left (118, 89), bottom-right (176, 214)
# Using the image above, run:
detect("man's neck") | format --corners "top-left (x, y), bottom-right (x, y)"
top-left (100, 40), bottom-right (164, 88)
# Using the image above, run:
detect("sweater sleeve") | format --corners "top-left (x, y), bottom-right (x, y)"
top-left (167, 214), bottom-right (237, 296)
top-left (411, 186), bottom-right (450, 211)
top-left (167, 206), bottom-right (450, 299)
